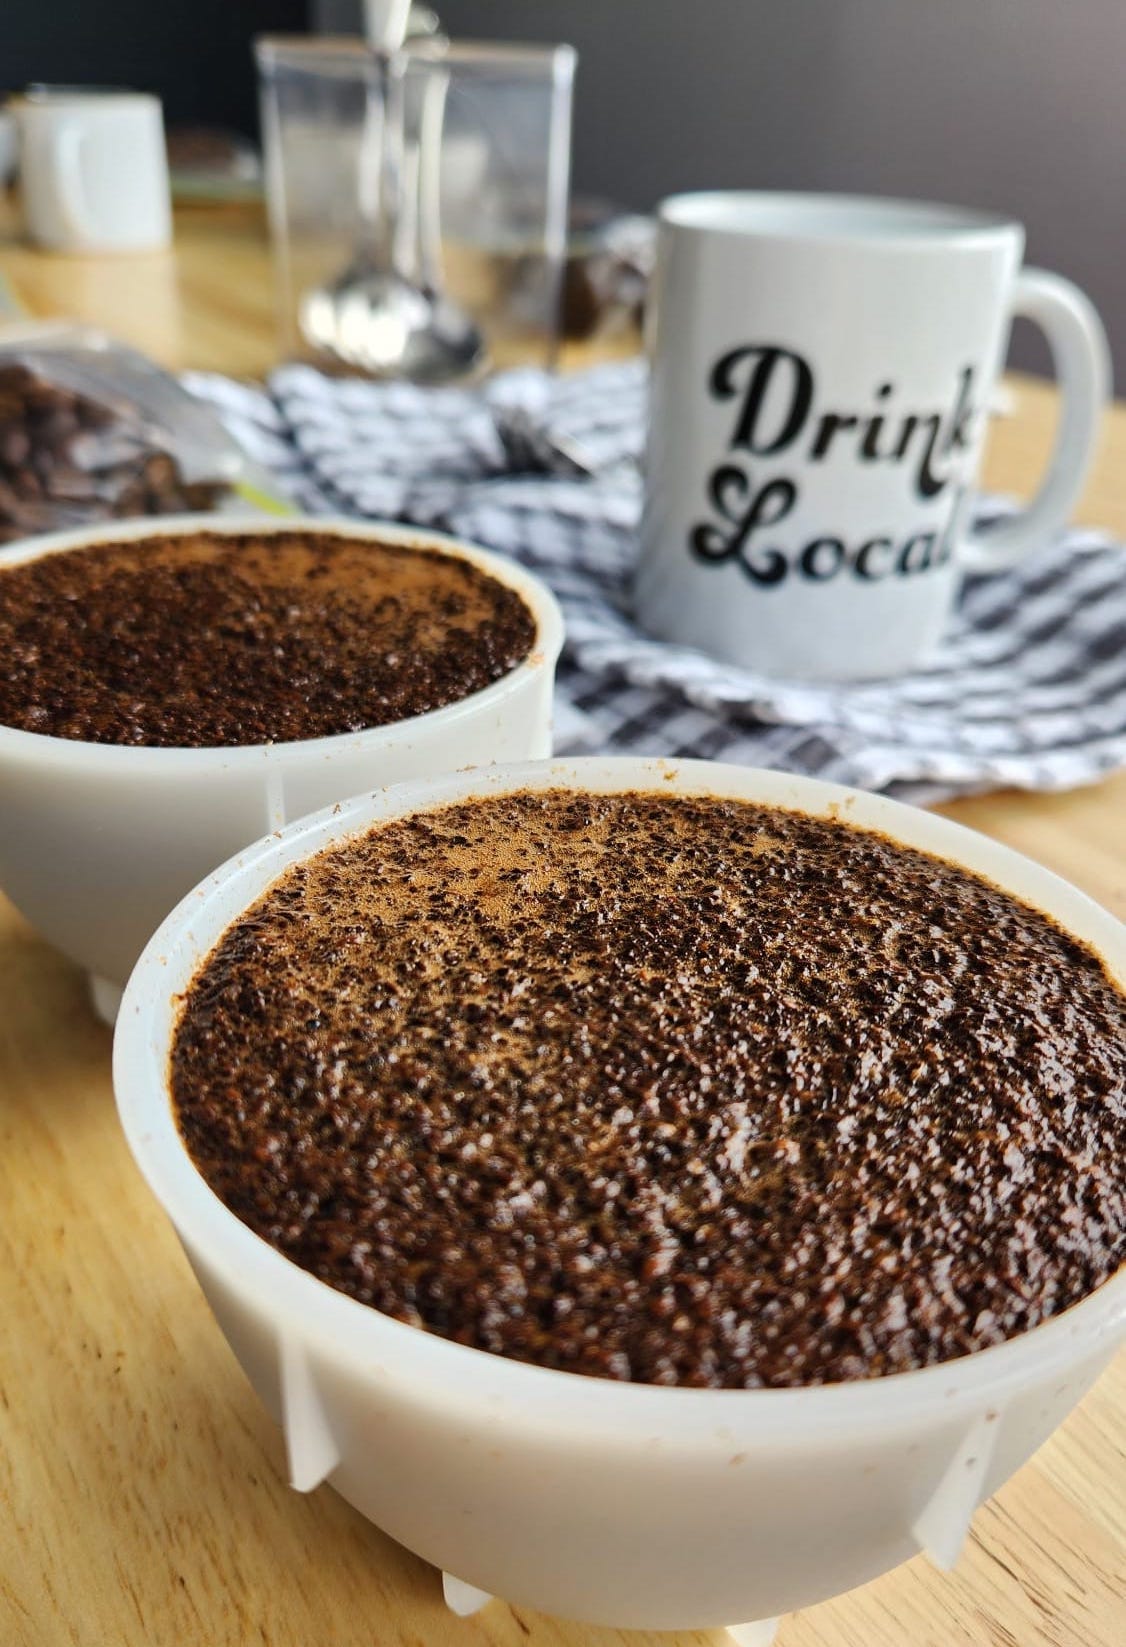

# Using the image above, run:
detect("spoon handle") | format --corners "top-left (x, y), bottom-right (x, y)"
top-left (374, 48), bottom-right (407, 275)
top-left (353, 47), bottom-right (407, 275)
top-left (362, 0), bottom-right (411, 48)
top-left (415, 63), bottom-right (450, 298)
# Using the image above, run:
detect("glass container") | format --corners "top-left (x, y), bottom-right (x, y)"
top-left (255, 35), bottom-right (576, 377)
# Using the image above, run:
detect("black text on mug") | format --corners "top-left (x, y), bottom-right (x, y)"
top-left (689, 345), bottom-right (980, 587)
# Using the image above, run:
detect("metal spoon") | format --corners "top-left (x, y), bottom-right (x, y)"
top-left (299, 17), bottom-right (485, 381)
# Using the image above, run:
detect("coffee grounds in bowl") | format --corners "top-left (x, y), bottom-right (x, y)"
top-left (171, 790), bottom-right (1126, 1388)
top-left (0, 529), bottom-right (535, 746)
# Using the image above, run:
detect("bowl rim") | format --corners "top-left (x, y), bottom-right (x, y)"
top-left (113, 756), bottom-right (1126, 1441)
top-left (0, 513), bottom-right (563, 770)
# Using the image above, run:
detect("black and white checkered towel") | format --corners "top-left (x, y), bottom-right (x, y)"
top-left (187, 360), bottom-right (1126, 800)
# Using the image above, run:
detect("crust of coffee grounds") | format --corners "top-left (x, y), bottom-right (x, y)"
top-left (171, 790), bottom-right (1126, 1388)
top-left (0, 529), bottom-right (535, 746)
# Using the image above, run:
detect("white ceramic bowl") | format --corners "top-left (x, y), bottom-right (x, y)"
top-left (0, 515), bottom-right (562, 1018)
top-left (113, 758), bottom-right (1126, 1637)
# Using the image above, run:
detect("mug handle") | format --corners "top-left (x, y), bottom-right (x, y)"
top-left (46, 115), bottom-right (95, 246)
top-left (959, 268), bottom-right (1110, 573)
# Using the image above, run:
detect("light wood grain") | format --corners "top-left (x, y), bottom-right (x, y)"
top-left (0, 201), bottom-right (1124, 1647)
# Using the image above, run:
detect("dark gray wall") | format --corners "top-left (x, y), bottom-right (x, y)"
top-left (3, 0), bottom-right (306, 134)
top-left (395, 0), bottom-right (1124, 381)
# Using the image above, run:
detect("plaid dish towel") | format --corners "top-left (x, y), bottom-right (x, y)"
top-left (187, 360), bottom-right (1126, 800)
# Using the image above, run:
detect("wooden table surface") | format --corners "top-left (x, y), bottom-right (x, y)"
top-left (1, 202), bottom-right (1124, 1647)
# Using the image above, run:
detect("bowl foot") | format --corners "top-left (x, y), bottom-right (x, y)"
top-left (911, 1412), bottom-right (996, 1570)
top-left (727, 1620), bottom-right (780, 1647)
top-left (280, 1335), bottom-right (342, 1492)
top-left (443, 1573), bottom-right (493, 1617)
top-left (89, 975), bottom-right (123, 1027)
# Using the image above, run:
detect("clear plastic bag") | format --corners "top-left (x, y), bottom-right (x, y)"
top-left (0, 322), bottom-right (290, 543)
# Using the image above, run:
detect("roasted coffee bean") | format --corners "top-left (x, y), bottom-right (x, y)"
top-left (11, 468), bottom-right (43, 501)
top-left (141, 451), bottom-right (178, 493)
top-left (0, 425), bottom-right (31, 468)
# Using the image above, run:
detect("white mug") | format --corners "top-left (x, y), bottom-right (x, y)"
top-left (636, 192), bottom-right (1110, 681)
top-left (18, 89), bottom-right (172, 254)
